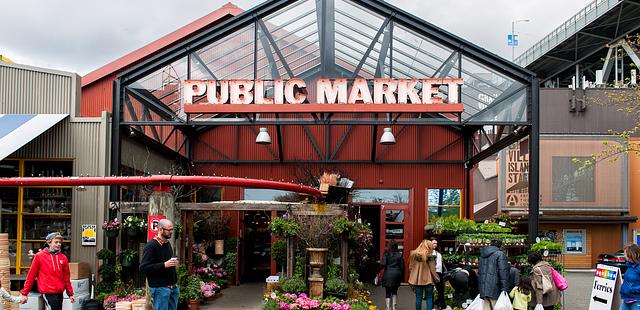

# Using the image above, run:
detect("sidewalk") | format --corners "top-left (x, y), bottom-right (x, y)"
top-left (201, 282), bottom-right (264, 310)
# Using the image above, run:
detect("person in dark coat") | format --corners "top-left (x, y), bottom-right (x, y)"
top-left (381, 241), bottom-right (404, 310)
top-left (478, 239), bottom-right (510, 308)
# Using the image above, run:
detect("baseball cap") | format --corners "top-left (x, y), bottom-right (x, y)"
top-left (46, 232), bottom-right (62, 242)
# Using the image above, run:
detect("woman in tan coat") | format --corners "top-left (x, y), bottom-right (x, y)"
top-left (528, 251), bottom-right (561, 310)
top-left (408, 240), bottom-right (439, 310)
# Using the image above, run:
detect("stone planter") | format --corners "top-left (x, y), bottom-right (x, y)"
top-left (307, 248), bottom-right (328, 278)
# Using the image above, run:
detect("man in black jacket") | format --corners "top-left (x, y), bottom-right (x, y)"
top-left (478, 239), bottom-right (509, 308)
top-left (140, 219), bottom-right (179, 310)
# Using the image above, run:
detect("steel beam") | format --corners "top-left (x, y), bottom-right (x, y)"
top-left (121, 118), bottom-right (465, 126)
top-left (192, 159), bottom-right (465, 164)
top-left (126, 86), bottom-right (181, 122)
top-left (110, 80), bottom-right (122, 202)
top-left (191, 52), bottom-right (218, 79)
top-left (466, 127), bottom-right (529, 166)
top-left (528, 78), bottom-right (540, 244)
top-left (375, 21), bottom-right (393, 77)
top-left (257, 24), bottom-right (281, 79)
top-left (317, 0), bottom-right (336, 75)
top-left (352, 14), bottom-right (393, 78)
top-left (257, 19), bottom-right (294, 78)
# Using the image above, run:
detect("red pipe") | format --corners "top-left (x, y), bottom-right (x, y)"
top-left (0, 175), bottom-right (321, 197)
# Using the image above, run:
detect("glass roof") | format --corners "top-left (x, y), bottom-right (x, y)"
top-left (124, 0), bottom-right (531, 126)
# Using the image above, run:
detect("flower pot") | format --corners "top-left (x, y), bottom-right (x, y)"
top-left (126, 228), bottom-right (139, 237)
top-left (105, 230), bottom-right (119, 238)
top-left (121, 257), bottom-right (136, 267)
top-left (214, 240), bottom-right (224, 255)
top-left (307, 248), bottom-right (328, 278)
top-left (187, 299), bottom-right (200, 310)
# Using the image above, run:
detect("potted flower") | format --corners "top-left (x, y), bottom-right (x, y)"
top-left (180, 274), bottom-right (203, 310)
top-left (122, 215), bottom-right (146, 237)
top-left (120, 249), bottom-right (138, 267)
top-left (200, 281), bottom-right (220, 301)
top-left (102, 218), bottom-right (121, 238)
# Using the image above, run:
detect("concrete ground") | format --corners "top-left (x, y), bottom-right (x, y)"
top-left (200, 271), bottom-right (595, 310)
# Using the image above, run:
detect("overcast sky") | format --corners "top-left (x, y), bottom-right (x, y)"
top-left (0, 0), bottom-right (590, 76)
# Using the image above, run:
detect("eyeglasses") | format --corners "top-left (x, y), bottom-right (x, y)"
top-left (162, 228), bottom-right (174, 232)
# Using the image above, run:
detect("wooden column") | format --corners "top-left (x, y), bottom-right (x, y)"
top-left (286, 236), bottom-right (294, 278)
top-left (341, 237), bottom-right (348, 281)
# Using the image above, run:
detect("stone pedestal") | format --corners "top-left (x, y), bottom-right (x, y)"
top-left (308, 277), bottom-right (324, 298)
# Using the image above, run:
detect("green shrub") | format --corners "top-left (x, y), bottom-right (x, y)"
top-left (269, 217), bottom-right (300, 237)
top-left (280, 277), bottom-right (307, 294)
top-left (97, 249), bottom-right (116, 261)
top-left (223, 252), bottom-right (237, 278)
top-left (263, 298), bottom-right (279, 310)
top-left (324, 278), bottom-right (347, 293)
top-left (531, 240), bottom-right (562, 252)
top-left (272, 239), bottom-right (287, 268)
top-left (179, 274), bottom-right (203, 303)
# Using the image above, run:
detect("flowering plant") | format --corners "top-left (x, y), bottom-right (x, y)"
top-left (122, 215), bottom-right (146, 230)
top-left (200, 281), bottom-right (220, 298)
top-left (193, 266), bottom-right (228, 283)
top-left (102, 218), bottom-right (121, 231)
top-left (263, 291), bottom-right (376, 310)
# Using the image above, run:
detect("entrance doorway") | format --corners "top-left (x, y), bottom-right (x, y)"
top-left (240, 211), bottom-right (272, 282)
top-left (355, 205), bottom-right (381, 283)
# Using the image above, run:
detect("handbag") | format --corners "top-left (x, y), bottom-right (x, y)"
top-left (537, 266), bottom-right (554, 294)
top-left (374, 271), bottom-right (383, 286)
top-left (495, 291), bottom-right (513, 310)
top-left (551, 267), bottom-right (568, 291)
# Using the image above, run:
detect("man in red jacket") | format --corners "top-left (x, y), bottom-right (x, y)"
top-left (20, 232), bottom-right (75, 310)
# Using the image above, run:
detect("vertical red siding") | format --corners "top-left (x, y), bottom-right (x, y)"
top-left (81, 74), bottom-right (116, 117)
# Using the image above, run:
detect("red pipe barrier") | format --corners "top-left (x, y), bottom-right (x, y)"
top-left (0, 175), bottom-right (321, 197)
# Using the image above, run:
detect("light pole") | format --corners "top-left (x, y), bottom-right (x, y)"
top-left (512, 19), bottom-right (530, 61)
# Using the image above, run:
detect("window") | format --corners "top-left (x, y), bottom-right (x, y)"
top-left (351, 189), bottom-right (409, 203)
top-left (243, 189), bottom-right (297, 202)
top-left (427, 189), bottom-right (461, 220)
top-left (552, 157), bottom-right (594, 202)
top-left (563, 229), bottom-right (586, 254)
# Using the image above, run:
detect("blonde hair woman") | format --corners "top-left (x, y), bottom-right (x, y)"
top-left (408, 239), bottom-right (439, 310)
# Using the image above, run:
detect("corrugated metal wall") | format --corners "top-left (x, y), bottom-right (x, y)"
top-left (1, 62), bottom-right (110, 273)
top-left (81, 74), bottom-right (115, 117)
top-left (1, 63), bottom-right (79, 115)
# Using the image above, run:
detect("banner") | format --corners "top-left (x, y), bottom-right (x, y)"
top-left (147, 215), bottom-right (166, 241)
top-left (81, 224), bottom-right (97, 246)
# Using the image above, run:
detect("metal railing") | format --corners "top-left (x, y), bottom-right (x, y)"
top-left (514, 0), bottom-right (621, 67)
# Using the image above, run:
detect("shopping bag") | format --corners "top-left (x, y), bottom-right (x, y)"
top-left (551, 268), bottom-right (568, 291)
top-left (466, 295), bottom-right (486, 310)
top-left (494, 291), bottom-right (513, 310)
top-left (374, 271), bottom-right (383, 286)
top-left (534, 304), bottom-right (545, 310)
top-left (537, 267), bottom-right (554, 294)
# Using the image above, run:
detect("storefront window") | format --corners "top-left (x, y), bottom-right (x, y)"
top-left (427, 189), bottom-right (461, 220)
top-left (385, 210), bottom-right (404, 222)
top-left (552, 157), bottom-right (595, 202)
top-left (563, 229), bottom-right (586, 254)
top-left (244, 189), bottom-right (296, 202)
top-left (351, 189), bottom-right (409, 203)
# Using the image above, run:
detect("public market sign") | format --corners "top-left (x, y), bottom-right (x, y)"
top-left (182, 78), bottom-right (464, 114)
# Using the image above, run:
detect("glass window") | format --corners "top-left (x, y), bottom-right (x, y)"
top-left (244, 189), bottom-right (297, 202)
top-left (0, 160), bottom-right (19, 177)
top-left (385, 224), bottom-right (404, 239)
top-left (351, 189), bottom-right (409, 203)
top-left (24, 161), bottom-right (72, 177)
top-left (195, 187), bottom-right (222, 202)
top-left (563, 229), bottom-right (586, 254)
top-left (552, 157), bottom-right (595, 202)
top-left (385, 210), bottom-right (404, 223)
top-left (427, 189), bottom-right (461, 220)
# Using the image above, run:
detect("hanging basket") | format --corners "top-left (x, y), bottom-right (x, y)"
top-left (214, 240), bottom-right (224, 255)
top-left (105, 230), bottom-right (119, 238)
top-left (121, 256), bottom-right (136, 267)
top-left (126, 228), bottom-right (139, 237)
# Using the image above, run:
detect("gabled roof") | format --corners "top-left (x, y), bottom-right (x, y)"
top-left (81, 2), bottom-right (243, 87)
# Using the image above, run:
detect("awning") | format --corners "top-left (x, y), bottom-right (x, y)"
top-left (0, 114), bottom-right (68, 161)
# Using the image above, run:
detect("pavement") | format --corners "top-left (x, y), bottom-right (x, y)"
top-left (200, 271), bottom-right (595, 310)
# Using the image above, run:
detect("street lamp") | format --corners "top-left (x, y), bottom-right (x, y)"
top-left (511, 19), bottom-right (530, 61)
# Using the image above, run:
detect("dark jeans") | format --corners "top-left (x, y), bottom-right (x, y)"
top-left (435, 272), bottom-right (445, 307)
top-left (43, 293), bottom-right (64, 310)
top-left (385, 286), bottom-right (399, 298)
top-left (415, 284), bottom-right (434, 310)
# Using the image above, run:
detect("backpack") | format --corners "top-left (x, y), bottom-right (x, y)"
top-left (551, 267), bottom-right (568, 291)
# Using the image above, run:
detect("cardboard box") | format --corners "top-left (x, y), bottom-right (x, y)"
top-left (19, 293), bottom-right (43, 310)
top-left (62, 294), bottom-right (89, 310)
top-left (63, 279), bottom-right (89, 298)
top-left (68, 262), bottom-right (90, 280)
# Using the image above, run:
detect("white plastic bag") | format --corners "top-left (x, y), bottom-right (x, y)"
top-left (534, 304), bottom-right (545, 310)
top-left (466, 295), bottom-right (486, 310)
top-left (495, 291), bottom-right (513, 310)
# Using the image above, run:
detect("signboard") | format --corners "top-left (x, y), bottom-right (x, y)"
top-left (182, 78), bottom-right (465, 114)
top-left (504, 143), bottom-right (529, 208)
top-left (507, 34), bottom-right (519, 46)
top-left (147, 215), bottom-right (166, 241)
top-left (563, 229), bottom-right (586, 254)
top-left (589, 264), bottom-right (622, 310)
top-left (81, 224), bottom-right (97, 246)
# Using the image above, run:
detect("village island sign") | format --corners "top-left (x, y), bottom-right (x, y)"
top-left (182, 78), bottom-right (465, 114)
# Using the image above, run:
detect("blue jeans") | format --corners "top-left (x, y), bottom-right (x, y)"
top-left (621, 301), bottom-right (640, 310)
top-left (415, 285), bottom-right (434, 310)
top-left (150, 286), bottom-right (180, 310)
